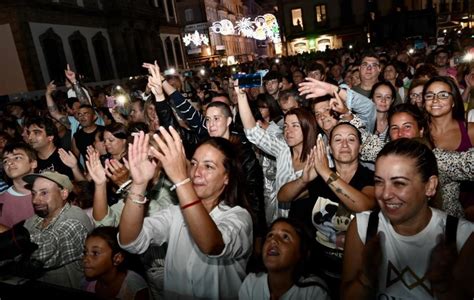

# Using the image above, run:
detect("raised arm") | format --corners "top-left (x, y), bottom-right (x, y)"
top-left (118, 132), bottom-right (157, 245)
top-left (64, 64), bottom-right (90, 105)
top-left (150, 127), bottom-right (225, 255)
top-left (235, 84), bottom-right (257, 129)
top-left (143, 62), bottom-right (207, 137)
top-left (45, 81), bottom-right (71, 129)
top-left (85, 146), bottom-right (109, 222)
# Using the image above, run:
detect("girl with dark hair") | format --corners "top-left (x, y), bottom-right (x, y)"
top-left (422, 76), bottom-right (474, 151)
top-left (383, 61), bottom-right (405, 104)
top-left (342, 138), bottom-right (474, 299)
top-left (369, 81), bottom-right (397, 142)
top-left (239, 218), bottom-right (330, 299)
top-left (119, 130), bottom-right (253, 299)
top-left (237, 85), bottom-right (319, 221)
top-left (82, 226), bottom-right (149, 299)
top-left (103, 122), bottom-right (128, 161)
top-left (407, 78), bottom-right (429, 108)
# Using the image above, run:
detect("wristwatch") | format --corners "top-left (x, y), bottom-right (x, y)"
top-left (326, 172), bottom-right (340, 185)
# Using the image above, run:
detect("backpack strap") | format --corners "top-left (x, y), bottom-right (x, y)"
top-left (366, 210), bottom-right (380, 244)
top-left (445, 214), bottom-right (459, 246)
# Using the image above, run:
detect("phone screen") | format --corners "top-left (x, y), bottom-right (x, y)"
top-left (106, 96), bottom-right (116, 108)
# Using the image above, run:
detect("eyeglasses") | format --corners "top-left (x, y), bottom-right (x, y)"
top-left (361, 62), bottom-right (380, 69)
top-left (424, 91), bottom-right (453, 101)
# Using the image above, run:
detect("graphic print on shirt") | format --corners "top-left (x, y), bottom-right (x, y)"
top-left (386, 260), bottom-right (432, 296)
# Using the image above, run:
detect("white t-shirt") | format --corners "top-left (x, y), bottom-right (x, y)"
top-left (119, 204), bottom-right (253, 300)
top-left (356, 208), bottom-right (474, 299)
top-left (238, 273), bottom-right (330, 300)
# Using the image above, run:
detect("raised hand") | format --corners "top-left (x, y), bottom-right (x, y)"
top-left (313, 134), bottom-right (331, 176)
top-left (301, 146), bottom-right (318, 184)
top-left (105, 158), bottom-right (130, 187)
top-left (46, 80), bottom-right (56, 96)
top-left (125, 131), bottom-right (156, 187)
top-left (330, 88), bottom-right (350, 115)
top-left (64, 64), bottom-right (77, 84)
top-left (149, 126), bottom-right (188, 184)
top-left (143, 61), bottom-right (165, 101)
top-left (85, 148), bottom-right (107, 185)
top-left (58, 148), bottom-right (79, 168)
top-left (298, 77), bottom-right (337, 99)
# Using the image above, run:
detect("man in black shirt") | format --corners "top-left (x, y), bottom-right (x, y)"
top-left (71, 104), bottom-right (103, 163)
top-left (25, 117), bottom-right (85, 181)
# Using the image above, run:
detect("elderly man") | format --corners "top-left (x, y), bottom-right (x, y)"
top-left (22, 171), bottom-right (93, 288)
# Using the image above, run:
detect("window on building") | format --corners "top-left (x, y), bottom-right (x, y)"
top-left (92, 32), bottom-right (114, 80)
top-left (69, 31), bottom-right (95, 81)
top-left (185, 8), bottom-right (194, 22)
top-left (166, 0), bottom-right (174, 19)
top-left (316, 4), bottom-right (327, 23)
top-left (174, 38), bottom-right (184, 68)
top-left (165, 37), bottom-right (176, 68)
top-left (291, 8), bottom-right (303, 29)
top-left (39, 29), bottom-right (67, 84)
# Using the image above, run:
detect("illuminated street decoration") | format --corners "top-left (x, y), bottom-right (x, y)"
top-left (183, 30), bottom-right (209, 47)
top-left (210, 13), bottom-right (281, 43)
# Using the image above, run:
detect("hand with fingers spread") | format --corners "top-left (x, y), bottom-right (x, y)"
top-left (58, 148), bottom-right (79, 169)
top-left (127, 131), bottom-right (156, 187)
top-left (105, 159), bottom-right (130, 187)
top-left (46, 80), bottom-right (56, 96)
top-left (298, 77), bottom-right (338, 99)
top-left (149, 126), bottom-right (188, 184)
top-left (64, 64), bottom-right (77, 84)
top-left (86, 149), bottom-right (107, 185)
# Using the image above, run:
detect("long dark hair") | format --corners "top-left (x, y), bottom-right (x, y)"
top-left (422, 76), bottom-right (465, 122)
top-left (197, 137), bottom-right (250, 211)
top-left (284, 108), bottom-right (318, 162)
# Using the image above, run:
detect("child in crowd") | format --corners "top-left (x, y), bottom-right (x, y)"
top-left (239, 218), bottom-right (330, 300)
top-left (82, 226), bottom-right (149, 300)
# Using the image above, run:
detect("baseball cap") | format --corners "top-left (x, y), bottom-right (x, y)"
top-left (23, 171), bottom-right (73, 192)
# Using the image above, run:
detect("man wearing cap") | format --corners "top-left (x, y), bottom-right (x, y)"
top-left (22, 171), bottom-right (93, 288)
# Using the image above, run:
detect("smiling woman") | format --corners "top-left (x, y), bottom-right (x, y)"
top-left (342, 138), bottom-right (474, 300)
top-left (118, 130), bottom-right (253, 299)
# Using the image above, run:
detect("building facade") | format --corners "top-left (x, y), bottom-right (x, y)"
top-left (0, 0), bottom-right (185, 95)
top-left (176, 0), bottom-right (275, 68)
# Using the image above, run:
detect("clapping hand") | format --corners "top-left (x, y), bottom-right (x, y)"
top-left (301, 146), bottom-right (318, 184)
top-left (105, 159), bottom-right (130, 187)
top-left (85, 147), bottom-right (106, 185)
top-left (124, 131), bottom-right (156, 187)
top-left (58, 148), bottom-right (79, 168)
top-left (149, 126), bottom-right (188, 184)
top-left (313, 134), bottom-right (331, 176)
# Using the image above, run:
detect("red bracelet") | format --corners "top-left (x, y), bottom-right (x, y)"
top-left (180, 199), bottom-right (201, 210)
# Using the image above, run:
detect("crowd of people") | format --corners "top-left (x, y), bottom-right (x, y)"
top-left (0, 39), bottom-right (473, 300)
